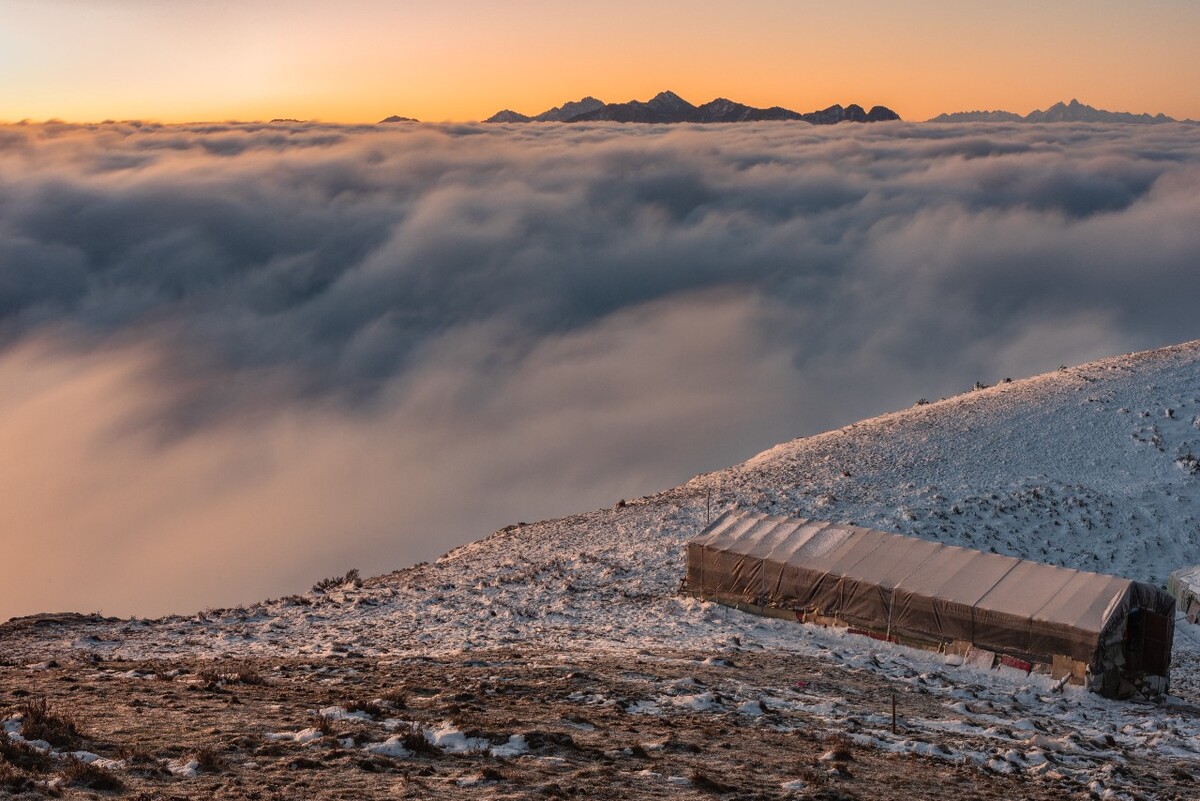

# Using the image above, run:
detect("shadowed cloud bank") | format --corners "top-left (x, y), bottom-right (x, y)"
top-left (2, 119), bottom-right (1199, 620)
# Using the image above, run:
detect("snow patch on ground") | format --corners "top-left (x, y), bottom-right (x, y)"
top-left (265, 728), bottom-right (323, 744)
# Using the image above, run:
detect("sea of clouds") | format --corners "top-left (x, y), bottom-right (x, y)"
top-left (2, 119), bottom-right (1198, 620)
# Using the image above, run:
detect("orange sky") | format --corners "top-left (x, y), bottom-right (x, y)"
top-left (3, 1), bottom-right (1200, 123)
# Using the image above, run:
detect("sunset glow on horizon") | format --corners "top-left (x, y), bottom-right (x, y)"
top-left (4, 0), bottom-right (1200, 124)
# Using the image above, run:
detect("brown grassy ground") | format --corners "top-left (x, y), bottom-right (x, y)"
top-left (0, 647), bottom-right (1193, 800)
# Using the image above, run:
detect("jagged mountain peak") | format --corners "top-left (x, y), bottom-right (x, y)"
top-left (649, 89), bottom-right (692, 106)
top-left (533, 96), bottom-right (605, 122)
top-left (484, 109), bottom-right (532, 123)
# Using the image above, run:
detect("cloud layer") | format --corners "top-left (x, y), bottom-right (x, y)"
top-left (2, 119), bottom-right (1199, 620)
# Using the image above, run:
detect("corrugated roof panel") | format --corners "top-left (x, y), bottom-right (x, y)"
top-left (975, 561), bottom-right (1078, 620)
top-left (763, 520), bottom-right (831, 563)
top-left (740, 517), bottom-right (809, 560)
top-left (1033, 570), bottom-right (1131, 635)
top-left (820, 528), bottom-right (894, 576)
top-left (779, 523), bottom-right (864, 569)
top-left (899, 547), bottom-right (1021, 606)
top-left (701, 511), bottom-right (762, 550)
top-left (840, 535), bottom-right (945, 589)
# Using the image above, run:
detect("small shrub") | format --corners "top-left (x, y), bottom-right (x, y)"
top-left (17, 696), bottom-right (82, 749)
top-left (0, 761), bottom-right (35, 793)
top-left (312, 568), bottom-right (362, 593)
top-left (196, 663), bottom-right (266, 687)
top-left (312, 577), bottom-right (339, 593)
top-left (315, 714), bottom-right (336, 737)
top-left (825, 747), bottom-right (854, 762)
top-left (230, 664), bottom-right (266, 686)
top-left (690, 769), bottom-right (735, 793)
top-left (824, 732), bottom-right (854, 749)
top-left (794, 765), bottom-right (825, 786)
top-left (478, 765), bottom-right (509, 782)
top-left (61, 757), bottom-right (124, 791)
top-left (0, 729), bottom-right (54, 772)
top-left (346, 699), bottom-right (385, 718)
top-left (379, 689), bottom-right (407, 709)
top-left (196, 668), bottom-right (223, 686)
top-left (399, 724), bottom-right (441, 757)
top-left (193, 747), bottom-right (226, 773)
top-left (117, 746), bottom-right (164, 776)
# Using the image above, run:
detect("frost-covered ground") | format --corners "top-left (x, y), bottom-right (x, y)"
top-left (6, 341), bottom-right (1200, 798)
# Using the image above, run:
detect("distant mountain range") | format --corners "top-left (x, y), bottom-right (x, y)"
top-left (930, 99), bottom-right (1190, 124)
top-left (484, 90), bottom-right (901, 125)
top-left (375, 96), bottom-right (1192, 128)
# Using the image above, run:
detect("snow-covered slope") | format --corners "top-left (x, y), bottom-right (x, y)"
top-left (12, 339), bottom-right (1200, 663)
top-left (735, 342), bottom-right (1200, 586)
top-left (9, 339), bottom-right (1200, 798)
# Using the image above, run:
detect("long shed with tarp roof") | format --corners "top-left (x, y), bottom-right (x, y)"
top-left (685, 510), bottom-right (1174, 698)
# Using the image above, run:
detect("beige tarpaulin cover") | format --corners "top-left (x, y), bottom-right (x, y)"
top-left (1168, 564), bottom-right (1200, 623)
top-left (687, 510), bottom-right (1161, 664)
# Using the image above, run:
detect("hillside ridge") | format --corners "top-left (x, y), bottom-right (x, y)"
top-left (5, 339), bottom-right (1200, 800)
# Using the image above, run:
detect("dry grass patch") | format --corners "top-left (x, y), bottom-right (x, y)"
top-left (346, 699), bottom-right (386, 718)
top-left (0, 760), bottom-right (37, 794)
top-left (690, 768), bottom-right (737, 793)
top-left (60, 756), bottom-right (124, 791)
top-left (16, 696), bottom-right (83, 749)
top-left (196, 662), bottom-right (267, 687)
top-left (193, 747), bottom-right (227, 774)
top-left (398, 723), bottom-right (442, 757)
top-left (0, 730), bottom-right (54, 773)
